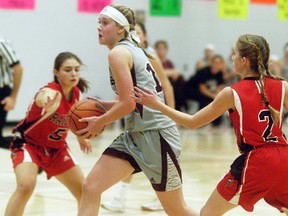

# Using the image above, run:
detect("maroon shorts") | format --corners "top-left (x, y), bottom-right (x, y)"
top-left (11, 143), bottom-right (78, 179)
top-left (217, 146), bottom-right (288, 212)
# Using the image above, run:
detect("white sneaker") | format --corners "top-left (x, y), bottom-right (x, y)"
top-left (141, 199), bottom-right (163, 211)
top-left (101, 197), bottom-right (125, 212)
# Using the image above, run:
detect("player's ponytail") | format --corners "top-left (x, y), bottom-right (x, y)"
top-left (237, 34), bottom-right (282, 125)
top-left (77, 78), bottom-right (89, 93)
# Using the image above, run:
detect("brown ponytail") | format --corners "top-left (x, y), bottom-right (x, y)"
top-left (237, 34), bottom-right (283, 125)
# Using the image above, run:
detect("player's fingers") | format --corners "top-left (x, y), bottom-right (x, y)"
top-left (41, 107), bottom-right (46, 116)
top-left (51, 92), bottom-right (60, 102)
top-left (132, 89), bottom-right (143, 98)
top-left (79, 116), bottom-right (96, 122)
top-left (76, 129), bottom-right (89, 137)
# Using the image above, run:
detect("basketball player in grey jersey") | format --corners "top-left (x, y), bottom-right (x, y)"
top-left (101, 21), bottom-right (177, 212)
top-left (112, 40), bottom-right (175, 132)
top-left (77, 5), bottom-right (198, 216)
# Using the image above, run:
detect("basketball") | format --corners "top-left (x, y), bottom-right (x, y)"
top-left (68, 98), bottom-right (106, 135)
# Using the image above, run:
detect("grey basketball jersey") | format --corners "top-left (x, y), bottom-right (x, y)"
top-left (110, 40), bottom-right (175, 132)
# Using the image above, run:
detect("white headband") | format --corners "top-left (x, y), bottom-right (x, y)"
top-left (100, 6), bottom-right (140, 43)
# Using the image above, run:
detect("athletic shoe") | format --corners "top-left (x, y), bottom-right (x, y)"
top-left (101, 197), bottom-right (125, 212)
top-left (141, 199), bottom-right (163, 211)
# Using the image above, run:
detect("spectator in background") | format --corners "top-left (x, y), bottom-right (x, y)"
top-left (280, 42), bottom-right (288, 80)
top-left (154, 40), bottom-right (187, 111)
top-left (185, 55), bottom-right (225, 127)
top-left (269, 54), bottom-right (282, 77)
top-left (0, 35), bottom-right (23, 149)
top-left (195, 43), bottom-right (215, 71)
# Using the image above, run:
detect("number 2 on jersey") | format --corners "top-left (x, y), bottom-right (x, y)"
top-left (259, 109), bottom-right (278, 142)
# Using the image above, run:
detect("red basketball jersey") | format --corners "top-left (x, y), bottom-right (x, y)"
top-left (14, 82), bottom-right (80, 148)
top-left (229, 77), bottom-right (287, 147)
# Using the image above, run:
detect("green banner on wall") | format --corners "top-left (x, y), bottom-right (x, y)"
top-left (218, 0), bottom-right (248, 20)
top-left (150, 0), bottom-right (182, 16)
top-left (278, 0), bottom-right (288, 21)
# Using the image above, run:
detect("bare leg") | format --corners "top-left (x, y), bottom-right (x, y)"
top-left (200, 188), bottom-right (237, 216)
top-left (77, 155), bottom-right (134, 216)
top-left (55, 165), bottom-right (84, 206)
top-left (156, 187), bottom-right (199, 216)
top-left (5, 162), bottom-right (38, 216)
top-left (282, 207), bottom-right (288, 215)
top-left (122, 175), bottom-right (132, 183)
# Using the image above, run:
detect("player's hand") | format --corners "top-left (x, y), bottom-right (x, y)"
top-left (77, 137), bottom-right (92, 154)
top-left (131, 87), bottom-right (160, 109)
top-left (76, 116), bottom-right (105, 139)
top-left (1, 96), bottom-right (16, 111)
top-left (41, 92), bottom-right (61, 115)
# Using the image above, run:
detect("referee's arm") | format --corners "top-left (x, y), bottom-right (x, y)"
top-left (10, 63), bottom-right (23, 100)
top-left (0, 39), bottom-right (23, 109)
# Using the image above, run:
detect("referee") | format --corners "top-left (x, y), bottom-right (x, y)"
top-left (0, 35), bottom-right (23, 149)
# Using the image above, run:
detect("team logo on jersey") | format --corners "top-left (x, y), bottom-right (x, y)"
top-left (226, 178), bottom-right (234, 187)
top-left (49, 112), bottom-right (69, 126)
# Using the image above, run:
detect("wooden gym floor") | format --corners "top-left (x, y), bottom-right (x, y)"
top-left (1, 122), bottom-right (287, 215)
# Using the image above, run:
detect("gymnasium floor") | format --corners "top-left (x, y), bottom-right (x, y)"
top-left (0, 123), bottom-right (287, 215)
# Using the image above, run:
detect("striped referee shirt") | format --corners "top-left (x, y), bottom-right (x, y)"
top-left (0, 36), bottom-right (20, 88)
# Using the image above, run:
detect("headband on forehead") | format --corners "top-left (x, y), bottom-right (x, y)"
top-left (100, 6), bottom-right (140, 43)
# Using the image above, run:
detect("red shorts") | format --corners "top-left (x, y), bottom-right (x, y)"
top-left (217, 146), bottom-right (288, 212)
top-left (11, 143), bottom-right (78, 179)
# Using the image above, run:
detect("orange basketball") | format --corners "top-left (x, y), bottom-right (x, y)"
top-left (68, 99), bottom-right (106, 135)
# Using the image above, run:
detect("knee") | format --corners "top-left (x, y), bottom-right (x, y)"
top-left (81, 179), bottom-right (103, 197)
top-left (16, 181), bottom-right (36, 198)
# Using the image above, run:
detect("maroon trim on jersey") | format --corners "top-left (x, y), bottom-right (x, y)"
top-left (102, 147), bottom-right (141, 174)
top-left (152, 133), bottom-right (182, 191)
top-left (130, 63), bottom-right (143, 118)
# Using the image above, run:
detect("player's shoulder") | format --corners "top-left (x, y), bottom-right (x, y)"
top-left (109, 45), bottom-right (132, 63)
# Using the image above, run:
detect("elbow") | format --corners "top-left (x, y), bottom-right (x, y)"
top-left (184, 117), bottom-right (198, 129)
top-left (126, 100), bottom-right (136, 113)
top-left (186, 123), bottom-right (197, 130)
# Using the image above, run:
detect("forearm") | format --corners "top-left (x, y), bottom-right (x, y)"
top-left (10, 64), bottom-right (23, 98)
top-left (100, 100), bottom-right (117, 111)
top-left (162, 81), bottom-right (175, 109)
top-left (98, 100), bottom-right (135, 126)
top-left (155, 100), bottom-right (195, 129)
top-left (164, 69), bottom-right (180, 80)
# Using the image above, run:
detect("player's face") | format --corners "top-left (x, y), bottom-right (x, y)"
top-left (211, 57), bottom-right (224, 74)
top-left (155, 43), bottom-right (167, 60)
top-left (98, 15), bottom-right (121, 47)
top-left (55, 58), bottom-right (80, 90)
top-left (135, 24), bottom-right (147, 48)
top-left (231, 44), bottom-right (244, 74)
